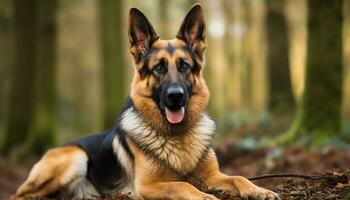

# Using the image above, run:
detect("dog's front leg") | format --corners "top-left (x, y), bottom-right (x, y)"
top-left (133, 158), bottom-right (219, 200)
top-left (127, 138), bottom-right (218, 200)
top-left (203, 174), bottom-right (280, 200)
top-left (194, 149), bottom-right (280, 200)
top-left (136, 180), bottom-right (219, 200)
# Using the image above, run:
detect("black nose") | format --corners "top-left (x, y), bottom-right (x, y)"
top-left (167, 85), bottom-right (184, 103)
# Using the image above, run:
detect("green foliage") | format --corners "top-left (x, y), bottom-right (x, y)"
top-left (341, 122), bottom-right (350, 142)
top-left (222, 110), bottom-right (251, 130)
top-left (256, 109), bottom-right (272, 128)
top-left (236, 137), bottom-right (258, 150)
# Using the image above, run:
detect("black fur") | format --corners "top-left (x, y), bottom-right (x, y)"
top-left (72, 98), bottom-right (134, 195)
top-left (166, 42), bottom-right (176, 55)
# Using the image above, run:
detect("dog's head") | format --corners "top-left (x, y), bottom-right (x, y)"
top-left (128, 5), bottom-right (209, 130)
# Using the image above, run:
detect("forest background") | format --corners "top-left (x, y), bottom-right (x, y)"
top-left (0, 0), bottom-right (350, 199)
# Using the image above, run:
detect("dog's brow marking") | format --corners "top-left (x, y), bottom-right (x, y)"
top-left (166, 42), bottom-right (176, 55)
top-left (120, 107), bottom-right (216, 174)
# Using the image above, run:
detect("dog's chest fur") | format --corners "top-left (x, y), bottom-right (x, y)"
top-left (120, 107), bottom-right (216, 174)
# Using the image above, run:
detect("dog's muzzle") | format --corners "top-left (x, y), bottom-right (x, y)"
top-left (164, 84), bottom-right (187, 124)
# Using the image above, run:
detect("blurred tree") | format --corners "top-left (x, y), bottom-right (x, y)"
top-left (57, 0), bottom-right (102, 138)
top-left (0, 2), bottom-right (12, 137)
top-left (206, 0), bottom-right (228, 121)
top-left (266, 0), bottom-right (294, 113)
top-left (159, 0), bottom-right (170, 38)
top-left (279, 0), bottom-right (344, 147)
top-left (26, 0), bottom-right (58, 154)
top-left (286, 0), bottom-right (307, 101)
top-left (2, 0), bottom-right (37, 154)
top-left (222, 0), bottom-right (268, 128)
top-left (241, 1), bottom-right (252, 112)
top-left (99, 0), bottom-right (126, 129)
top-left (222, 0), bottom-right (243, 111)
top-left (343, 0), bottom-right (350, 121)
top-left (244, 0), bottom-right (268, 122)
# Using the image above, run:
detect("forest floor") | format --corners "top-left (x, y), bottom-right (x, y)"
top-left (1, 133), bottom-right (350, 200)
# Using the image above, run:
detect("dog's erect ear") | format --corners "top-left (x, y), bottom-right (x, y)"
top-left (128, 8), bottom-right (159, 61)
top-left (176, 4), bottom-right (206, 58)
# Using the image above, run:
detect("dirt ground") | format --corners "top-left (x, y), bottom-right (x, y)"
top-left (216, 145), bottom-right (350, 200)
top-left (1, 140), bottom-right (349, 200)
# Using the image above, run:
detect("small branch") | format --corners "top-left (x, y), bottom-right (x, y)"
top-left (248, 173), bottom-right (348, 185)
top-left (248, 173), bottom-right (317, 181)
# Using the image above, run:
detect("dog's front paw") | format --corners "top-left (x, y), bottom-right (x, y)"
top-left (255, 189), bottom-right (280, 200)
top-left (200, 193), bottom-right (220, 200)
top-left (242, 187), bottom-right (280, 200)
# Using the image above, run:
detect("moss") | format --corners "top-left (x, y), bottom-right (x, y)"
top-left (26, 0), bottom-right (58, 154)
top-left (2, 0), bottom-right (38, 154)
top-left (276, 0), bottom-right (344, 148)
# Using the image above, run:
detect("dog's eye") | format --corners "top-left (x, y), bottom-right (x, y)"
top-left (153, 63), bottom-right (166, 74)
top-left (179, 62), bottom-right (190, 73)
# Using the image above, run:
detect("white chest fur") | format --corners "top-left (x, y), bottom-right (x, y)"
top-left (120, 107), bottom-right (216, 174)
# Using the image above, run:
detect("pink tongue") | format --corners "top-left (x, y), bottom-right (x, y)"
top-left (165, 107), bottom-right (185, 124)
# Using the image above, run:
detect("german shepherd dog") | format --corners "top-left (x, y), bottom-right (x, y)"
top-left (12, 5), bottom-right (280, 200)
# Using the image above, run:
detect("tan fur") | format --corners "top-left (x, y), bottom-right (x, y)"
top-left (121, 108), bottom-right (215, 174)
top-left (11, 146), bottom-right (98, 200)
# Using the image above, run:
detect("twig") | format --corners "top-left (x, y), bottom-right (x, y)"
top-left (248, 173), bottom-right (314, 181)
top-left (248, 173), bottom-right (348, 185)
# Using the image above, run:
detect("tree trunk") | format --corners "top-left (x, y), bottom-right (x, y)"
top-left (343, 0), bottom-right (350, 121)
top-left (266, 0), bottom-right (294, 113)
top-left (205, 0), bottom-right (228, 121)
top-left (245, 0), bottom-right (268, 123)
top-left (222, 0), bottom-right (245, 111)
top-left (99, 0), bottom-right (126, 129)
top-left (26, 0), bottom-right (58, 154)
top-left (2, 0), bottom-right (37, 154)
top-left (0, 1), bottom-right (13, 145)
top-left (280, 0), bottom-right (344, 147)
